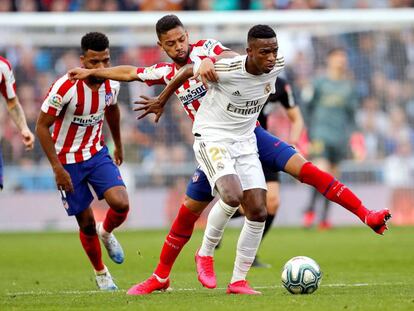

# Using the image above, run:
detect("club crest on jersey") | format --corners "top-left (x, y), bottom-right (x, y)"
top-left (203, 40), bottom-right (214, 53)
top-left (105, 91), bottom-right (113, 106)
top-left (264, 83), bottom-right (272, 95)
top-left (49, 94), bottom-right (63, 108)
top-left (216, 162), bottom-right (225, 171)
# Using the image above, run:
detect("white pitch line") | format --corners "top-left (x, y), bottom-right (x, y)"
top-left (5, 282), bottom-right (405, 297)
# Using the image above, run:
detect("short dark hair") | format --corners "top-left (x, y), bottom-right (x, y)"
top-left (81, 32), bottom-right (109, 54)
top-left (156, 14), bottom-right (184, 39)
top-left (247, 25), bottom-right (276, 42)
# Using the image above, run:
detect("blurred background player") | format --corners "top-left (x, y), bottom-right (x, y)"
top-left (36, 32), bottom-right (129, 290)
top-left (230, 76), bottom-right (305, 268)
top-left (0, 56), bottom-right (35, 190)
top-left (303, 47), bottom-right (359, 230)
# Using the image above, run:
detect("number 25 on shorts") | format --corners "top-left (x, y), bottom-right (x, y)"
top-left (208, 147), bottom-right (227, 162)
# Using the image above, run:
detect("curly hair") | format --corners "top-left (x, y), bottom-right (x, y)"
top-left (81, 32), bottom-right (109, 54)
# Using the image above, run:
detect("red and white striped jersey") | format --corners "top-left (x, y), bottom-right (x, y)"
top-left (136, 39), bottom-right (228, 121)
top-left (0, 56), bottom-right (17, 100)
top-left (41, 74), bottom-right (120, 164)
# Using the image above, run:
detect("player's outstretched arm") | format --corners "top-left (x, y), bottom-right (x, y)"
top-left (35, 112), bottom-right (74, 192)
top-left (134, 64), bottom-right (194, 122)
top-left (6, 97), bottom-right (35, 150)
top-left (68, 65), bottom-right (141, 82)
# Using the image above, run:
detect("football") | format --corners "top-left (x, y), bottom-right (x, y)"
top-left (281, 256), bottom-right (322, 294)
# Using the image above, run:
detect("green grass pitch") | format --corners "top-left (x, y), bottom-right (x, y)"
top-left (1, 226), bottom-right (413, 310)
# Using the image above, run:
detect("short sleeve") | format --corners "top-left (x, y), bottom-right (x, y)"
top-left (192, 39), bottom-right (230, 57)
top-left (110, 80), bottom-right (120, 105)
top-left (0, 60), bottom-right (17, 100)
top-left (136, 63), bottom-right (174, 86)
top-left (41, 75), bottom-right (75, 116)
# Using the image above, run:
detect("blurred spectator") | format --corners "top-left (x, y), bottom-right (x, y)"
top-left (383, 105), bottom-right (414, 155)
top-left (103, 0), bottom-right (120, 11)
top-left (0, 0), bottom-right (13, 11)
top-left (386, 32), bottom-right (409, 81)
top-left (0, 0), bottom-right (411, 11)
top-left (83, 0), bottom-right (102, 11)
top-left (15, 0), bottom-right (41, 11)
top-left (138, 0), bottom-right (184, 10)
top-left (356, 96), bottom-right (388, 159)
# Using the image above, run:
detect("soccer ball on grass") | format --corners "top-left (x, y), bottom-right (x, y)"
top-left (281, 256), bottom-right (322, 294)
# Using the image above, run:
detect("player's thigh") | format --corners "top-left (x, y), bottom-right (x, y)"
top-left (87, 151), bottom-right (126, 202)
top-left (242, 188), bottom-right (267, 222)
top-left (63, 163), bottom-right (94, 216)
top-left (193, 140), bottom-right (242, 202)
top-left (255, 125), bottom-right (297, 172)
top-left (185, 167), bottom-right (215, 213)
top-left (103, 186), bottom-right (129, 212)
top-left (266, 181), bottom-right (280, 215)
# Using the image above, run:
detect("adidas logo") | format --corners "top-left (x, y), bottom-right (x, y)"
top-left (232, 90), bottom-right (241, 96)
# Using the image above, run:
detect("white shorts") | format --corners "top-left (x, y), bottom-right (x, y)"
top-left (193, 138), bottom-right (267, 196)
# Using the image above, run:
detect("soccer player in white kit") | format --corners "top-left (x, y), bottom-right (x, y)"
top-left (190, 25), bottom-right (283, 294)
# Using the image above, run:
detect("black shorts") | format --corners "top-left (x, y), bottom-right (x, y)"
top-left (310, 140), bottom-right (347, 165)
top-left (263, 165), bottom-right (280, 182)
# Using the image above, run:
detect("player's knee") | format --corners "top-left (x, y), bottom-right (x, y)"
top-left (80, 222), bottom-right (97, 235)
top-left (110, 198), bottom-right (129, 213)
top-left (266, 194), bottom-right (280, 215)
top-left (246, 206), bottom-right (267, 222)
top-left (221, 191), bottom-right (243, 207)
top-left (183, 196), bottom-right (209, 214)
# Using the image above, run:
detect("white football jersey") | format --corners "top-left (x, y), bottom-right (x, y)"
top-left (192, 54), bottom-right (284, 142)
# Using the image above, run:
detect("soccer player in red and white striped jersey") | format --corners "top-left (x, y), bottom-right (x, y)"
top-left (0, 56), bottom-right (35, 190)
top-left (36, 32), bottom-right (129, 290)
top-left (69, 26), bottom-right (231, 122)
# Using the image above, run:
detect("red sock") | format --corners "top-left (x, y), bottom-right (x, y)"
top-left (154, 204), bottom-right (200, 279)
top-left (79, 230), bottom-right (105, 271)
top-left (299, 162), bottom-right (368, 222)
top-left (103, 208), bottom-right (129, 233)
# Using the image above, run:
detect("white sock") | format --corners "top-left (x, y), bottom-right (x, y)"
top-left (198, 200), bottom-right (239, 257)
top-left (153, 273), bottom-right (169, 283)
top-left (95, 265), bottom-right (108, 275)
top-left (231, 218), bottom-right (265, 284)
top-left (98, 222), bottom-right (110, 238)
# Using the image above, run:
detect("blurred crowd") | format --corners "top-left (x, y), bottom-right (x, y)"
top-left (1, 18), bottom-right (414, 189)
top-left (0, 0), bottom-right (413, 12)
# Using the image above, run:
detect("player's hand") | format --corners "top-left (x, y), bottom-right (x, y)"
top-left (21, 128), bottom-right (35, 151)
top-left (113, 146), bottom-right (123, 166)
top-left (133, 95), bottom-right (166, 123)
top-left (192, 58), bottom-right (218, 89)
top-left (68, 67), bottom-right (91, 81)
top-left (53, 166), bottom-right (74, 193)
